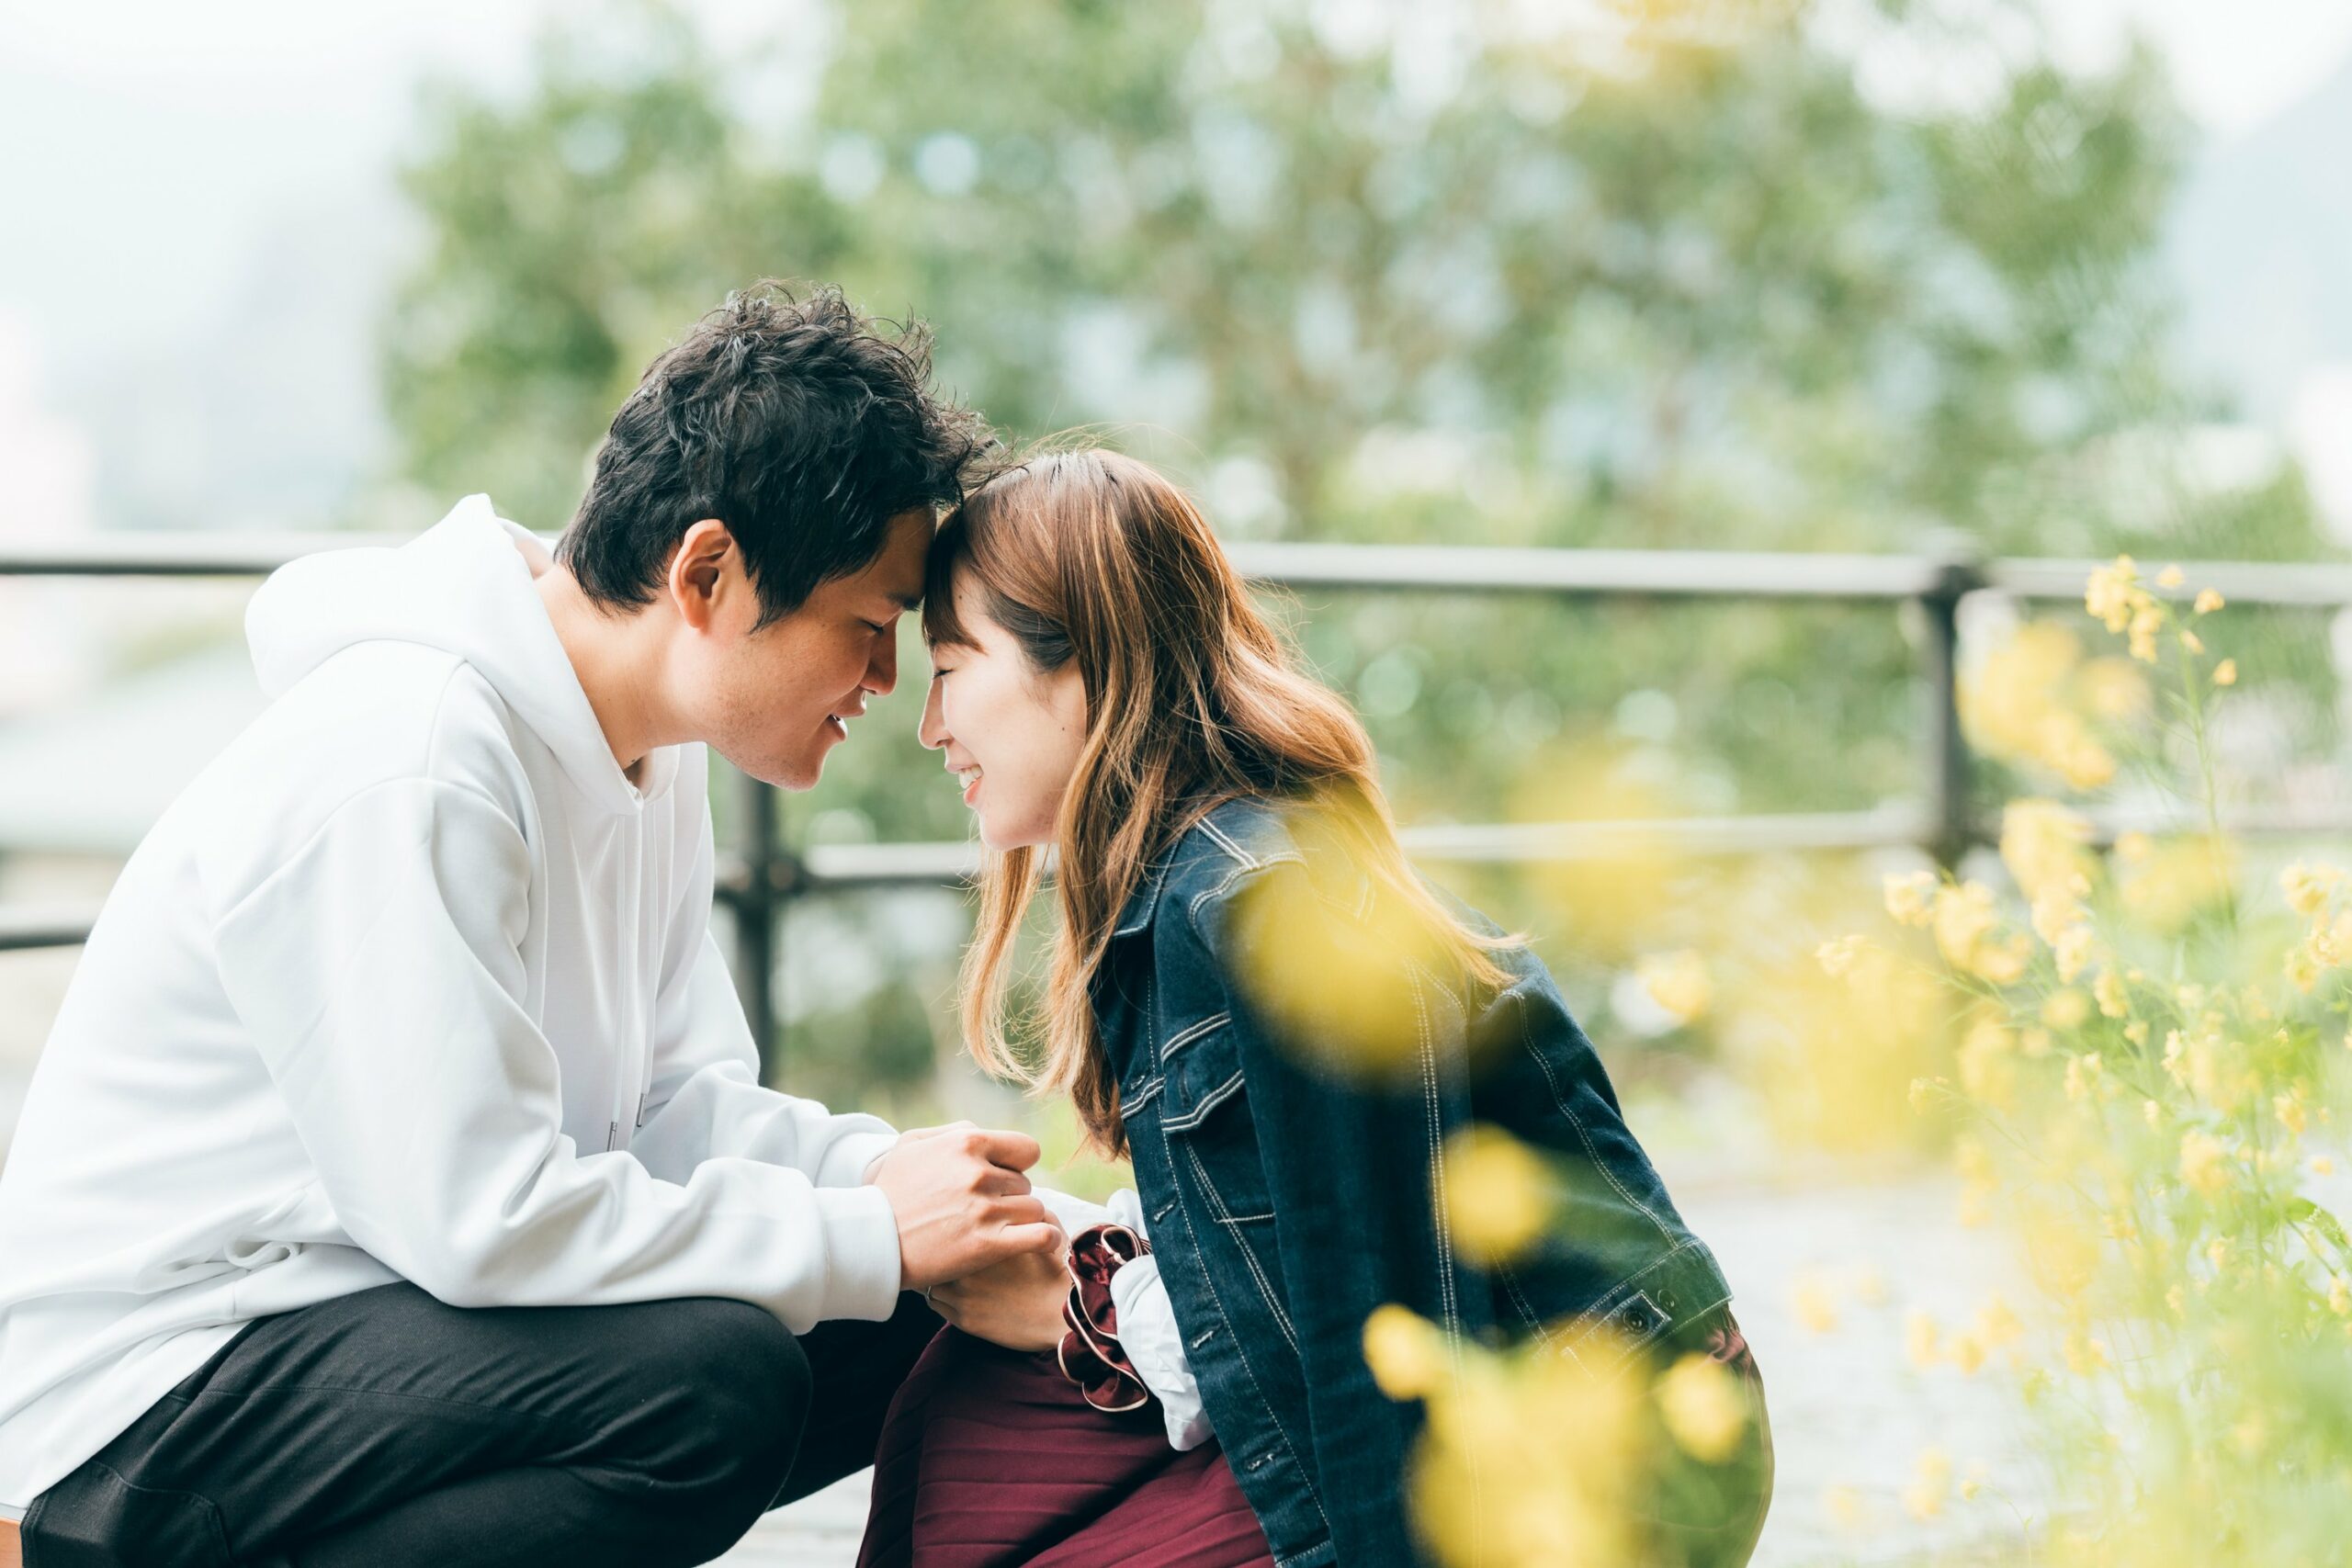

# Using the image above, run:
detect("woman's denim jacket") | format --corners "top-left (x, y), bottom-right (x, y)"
top-left (1098, 796), bottom-right (1734, 1568)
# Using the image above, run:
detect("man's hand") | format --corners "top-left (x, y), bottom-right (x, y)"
top-left (928, 1246), bottom-right (1072, 1352)
top-left (866, 1122), bottom-right (1064, 1291)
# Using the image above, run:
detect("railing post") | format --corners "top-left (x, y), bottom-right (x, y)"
top-left (734, 769), bottom-right (782, 1085)
top-left (1917, 542), bottom-right (1984, 872)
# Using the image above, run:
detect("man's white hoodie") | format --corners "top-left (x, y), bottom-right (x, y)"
top-left (0, 498), bottom-right (907, 1512)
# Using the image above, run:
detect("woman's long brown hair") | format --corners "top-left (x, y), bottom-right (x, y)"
top-left (924, 447), bottom-right (1513, 1158)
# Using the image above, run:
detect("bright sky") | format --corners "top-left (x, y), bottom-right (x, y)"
top-left (0, 0), bottom-right (2346, 421)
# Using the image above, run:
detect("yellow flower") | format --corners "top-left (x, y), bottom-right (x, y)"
top-left (2156, 563), bottom-right (2185, 589)
top-left (2128, 604), bottom-right (2163, 663)
top-left (2052, 923), bottom-right (2096, 983)
top-left (2212, 658), bottom-right (2237, 686)
top-left (2331, 1276), bottom-right (2351, 1318)
top-left (2094, 969), bottom-right (2129, 1019)
top-left (2086, 556), bottom-right (2141, 633)
top-left (1904, 1448), bottom-right (1952, 1521)
top-left (2194, 588), bottom-right (2224, 614)
top-left (1656, 1352), bottom-right (1748, 1462)
top-left (1883, 870), bottom-right (1938, 927)
top-left (1440, 1126), bottom-right (1555, 1267)
top-left (1792, 1276), bottom-right (1839, 1335)
top-left (2063, 1053), bottom-right (2102, 1102)
top-left (1958, 1019), bottom-right (2018, 1109)
top-left (1931, 881), bottom-right (1996, 968)
top-left (2283, 863), bottom-right (2344, 919)
top-left (2314, 1156), bottom-right (2335, 1177)
top-left (1969, 931), bottom-right (2031, 985)
top-left (1824, 1484), bottom-right (1866, 1533)
top-left (2114, 830), bottom-right (2153, 862)
top-left (1905, 1310), bottom-right (1941, 1370)
top-left (2041, 988), bottom-right (2091, 1031)
top-left (1976, 1295), bottom-right (2023, 1348)
top-left (1637, 950), bottom-right (1712, 1025)
top-left (2117, 837), bottom-right (2235, 933)
top-left (2275, 1094), bottom-right (2308, 1138)
top-left (2063, 1329), bottom-right (2110, 1376)
top-left (1815, 935), bottom-right (1864, 978)
top-left (2179, 1131), bottom-right (2230, 1198)
top-left (2001, 800), bottom-right (2095, 902)
top-left (1948, 1332), bottom-right (1987, 1375)
top-left (1362, 1305), bottom-right (1446, 1400)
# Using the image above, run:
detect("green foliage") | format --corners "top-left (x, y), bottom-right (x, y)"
top-left (380, 0), bottom-right (2336, 1098)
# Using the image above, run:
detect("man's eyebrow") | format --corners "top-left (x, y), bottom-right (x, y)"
top-left (891, 591), bottom-right (922, 612)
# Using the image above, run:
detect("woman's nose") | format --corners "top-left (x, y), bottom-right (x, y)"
top-left (918, 681), bottom-right (948, 750)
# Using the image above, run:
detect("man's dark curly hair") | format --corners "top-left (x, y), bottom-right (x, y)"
top-left (560, 282), bottom-right (992, 626)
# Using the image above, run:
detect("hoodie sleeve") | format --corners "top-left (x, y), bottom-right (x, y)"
top-left (627, 813), bottom-right (899, 1191)
top-left (209, 775), bottom-right (904, 1329)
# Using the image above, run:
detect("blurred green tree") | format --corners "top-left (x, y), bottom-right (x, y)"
top-left (382, 0), bottom-right (2335, 1094)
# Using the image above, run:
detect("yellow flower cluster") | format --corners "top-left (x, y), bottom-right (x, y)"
top-left (1634, 949), bottom-right (1712, 1026)
top-left (1960, 622), bottom-right (2132, 790)
top-left (1363, 1305), bottom-right (1751, 1568)
top-left (2086, 554), bottom-right (2236, 685)
top-left (1930, 879), bottom-right (2033, 983)
top-left (2280, 861), bottom-right (2352, 993)
top-left (2002, 800), bottom-right (2098, 979)
top-left (1440, 1126), bottom-right (1556, 1268)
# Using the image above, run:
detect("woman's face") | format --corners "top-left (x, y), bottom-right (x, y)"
top-left (918, 576), bottom-right (1089, 851)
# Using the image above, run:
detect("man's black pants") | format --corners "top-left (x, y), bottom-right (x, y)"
top-left (21, 1281), bottom-right (943, 1568)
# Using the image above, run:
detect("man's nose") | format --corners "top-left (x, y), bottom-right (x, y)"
top-left (865, 629), bottom-right (899, 697)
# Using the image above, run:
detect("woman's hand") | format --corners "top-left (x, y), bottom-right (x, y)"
top-left (926, 1245), bottom-right (1071, 1353)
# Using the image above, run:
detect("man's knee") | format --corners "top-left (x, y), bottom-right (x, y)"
top-left (640, 1300), bottom-right (811, 1482)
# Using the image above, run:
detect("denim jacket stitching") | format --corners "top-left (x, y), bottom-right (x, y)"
top-left (1159, 1010), bottom-right (1231, 1064)
top-left (1181, 1138), bottom-right (1299, 1351)
top-left (1498, 1262), bottom-right (1557, 1346)
top-left (1164, 1151), bottom-right (1332, 1538)
top-left (1196, 817), bottom-right (1258, 867)
top-left (1558, 1239), bottom-right (1725, 1360)
top-left (1414, 969), bottom-right (1464, 1334)
top-left (1185, 850), bottom-right (1306, 931)
top-left (1514, 990), bottom-right (1675, 1244)
top-left (1161, 1066), bottom-right (1248, 1134)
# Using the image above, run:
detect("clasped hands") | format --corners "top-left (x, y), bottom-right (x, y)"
top-left (865, 1121), bottom-right (1076, 1353)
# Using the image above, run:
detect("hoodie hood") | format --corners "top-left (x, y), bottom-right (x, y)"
top-left (244, 495), bottom-right (676, 813)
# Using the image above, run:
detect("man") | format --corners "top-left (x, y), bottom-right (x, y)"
top-left (0, 284), bottom-right (1059, 1566)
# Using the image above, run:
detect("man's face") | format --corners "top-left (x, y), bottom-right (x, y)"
top-left (680, 507), bottom-right (933, 790)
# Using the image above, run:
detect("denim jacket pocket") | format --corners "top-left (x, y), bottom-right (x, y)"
top-left (1157, 1017), bottom-right (1277, 1226)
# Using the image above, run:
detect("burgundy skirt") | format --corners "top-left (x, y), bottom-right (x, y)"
top-left (856, 1326), bottom-right (1274, 1568)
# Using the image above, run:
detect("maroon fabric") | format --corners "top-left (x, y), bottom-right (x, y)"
top-left (857, 1327), bottom-right (1274, 1568)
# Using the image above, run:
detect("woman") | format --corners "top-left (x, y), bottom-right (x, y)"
top-left (859, 449), bottom-right (1770, 1568)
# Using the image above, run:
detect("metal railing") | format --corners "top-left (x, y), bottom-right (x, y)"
top-left (9, 531), bottom-right (2352, 1077)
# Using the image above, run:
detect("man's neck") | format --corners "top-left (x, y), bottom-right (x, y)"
top-left (536, 568), bottom-right (662, 784)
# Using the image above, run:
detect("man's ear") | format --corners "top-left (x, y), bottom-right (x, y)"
top-left (668, 519), bottom-right (739, 632)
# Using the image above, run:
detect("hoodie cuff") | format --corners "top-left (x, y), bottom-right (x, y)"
top-left (810, 1183), bottom-right (904, 1322)
top-left (822, 1128), bottom-right (903, 1190)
